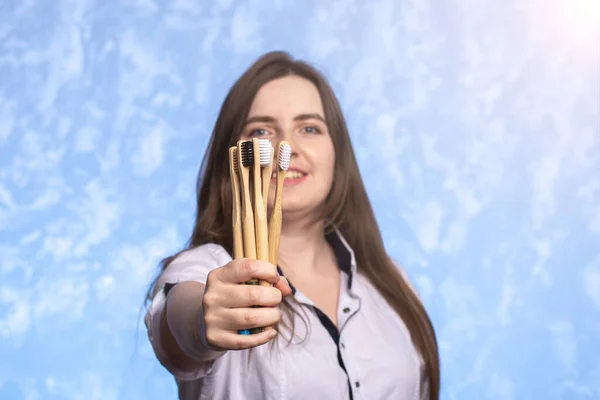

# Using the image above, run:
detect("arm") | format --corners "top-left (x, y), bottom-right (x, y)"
top-left (144, 245), bottom-right (227, 380)
top-left (145, 245), bottom-right (289, 380)
top-left (164, 281), bottom-right (225, 367)
top-left (145, 280), bottom-right (225, 380)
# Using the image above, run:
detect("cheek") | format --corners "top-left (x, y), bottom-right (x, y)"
top-left (320, 145), bottom-right (335, 186)
top-left (325, 157), bottom-right (335, 185)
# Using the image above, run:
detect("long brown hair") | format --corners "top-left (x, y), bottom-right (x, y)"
top-left (146, 51), bottom-right (440, 398)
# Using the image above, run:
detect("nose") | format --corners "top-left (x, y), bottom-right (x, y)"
top-left (277, 128), bottom-right (299, 159)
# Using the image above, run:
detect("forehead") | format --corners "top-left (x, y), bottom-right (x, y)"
top-left (248, 76), bottom-right (324, 117)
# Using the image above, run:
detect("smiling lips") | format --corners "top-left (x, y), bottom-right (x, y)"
top-left (271, 168), bottom-right (308, 184)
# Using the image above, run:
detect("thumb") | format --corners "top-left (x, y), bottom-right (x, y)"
top-left (274, 276), bottom-right (293, 297)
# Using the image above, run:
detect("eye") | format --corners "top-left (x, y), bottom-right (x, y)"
top-left (302, 126), bottom-right (321, 134)
top-left (249, 128), bottom-right (270, 137)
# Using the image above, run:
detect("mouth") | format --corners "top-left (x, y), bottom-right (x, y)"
top-left (271, 170), bottom-right (308, 184)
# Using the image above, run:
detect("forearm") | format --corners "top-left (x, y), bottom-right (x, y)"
top-left (164, 281), bottom-right (225, 367)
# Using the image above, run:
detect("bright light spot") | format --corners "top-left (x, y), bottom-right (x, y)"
top-left (559, 0), bottom-right (600, 43)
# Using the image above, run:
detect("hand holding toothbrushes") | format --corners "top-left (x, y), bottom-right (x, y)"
top-left (199, 139), bottom-right (293, 350)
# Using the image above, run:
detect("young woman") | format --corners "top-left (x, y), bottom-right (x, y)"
top-left (144, 51), bottom-right (440, 400)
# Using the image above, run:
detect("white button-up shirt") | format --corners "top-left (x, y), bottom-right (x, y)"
top-left (145, 229), bottom-right (428, 400)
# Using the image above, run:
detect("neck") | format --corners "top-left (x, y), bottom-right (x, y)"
top-left (277, 216), bottom-right (332, 281)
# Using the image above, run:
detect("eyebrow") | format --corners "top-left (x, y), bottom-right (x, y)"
top-left (294, 113), bottom-right (326, 123)
top-left (244, 113), bottom-right (326, 128)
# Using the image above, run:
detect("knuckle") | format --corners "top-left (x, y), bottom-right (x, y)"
top-left (247, 286), bottom-right (261, 304)
top-left (203, 312), bottom-right (217, 328)
top-left (202, 292), bottom-right (217, 308)
top-left (206, 269), bottom-right (220, 285)
top-left (205, 329), bottom-right (218, 347)
top-left (242, 310), bottom-right (257, 325)
top-left (240, 259), bottom-right (256, 274)
top-left (206, 269), bottom-right (217, 281)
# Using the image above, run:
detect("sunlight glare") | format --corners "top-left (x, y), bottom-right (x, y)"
top-left (559, 0), bottom-right (600, 42)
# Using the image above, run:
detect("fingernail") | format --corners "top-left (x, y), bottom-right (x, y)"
top-left (269, 330), bottom-right (277, 338)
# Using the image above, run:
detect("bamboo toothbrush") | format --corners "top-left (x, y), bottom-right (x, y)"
top-left (262, 143), bottom-right (274, 211)
top-left (243, 139), bottom-right (273, 335)
top-left (268, 141), bottom-right (291, 266)
top-left (253, 138), bottom-right (272, 266)
top-left (237, 140), bottom-right (256, 336)
top-left (237, 140), bottom-right (256, 261)
top-left (229, 147), bottom-right (243, 260)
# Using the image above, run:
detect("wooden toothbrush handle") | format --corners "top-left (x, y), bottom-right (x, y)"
top-left (268, 172), bottom-right (285, 266)
top-left (261, 148), bottom-right (273, 211)
top-left (253, 195), bottom-right (271, 288)
top-left (242, 213), bottom-right (256, 259)
top-left (233, 221), bottom-right (243, 259)
top-left (268, 203), bottom-right (282, 266)
top-left (255, 214), bottom-right (269, 261)
top-left (231, 171), bottom-right (243, 259)
top-left (239, 165), bottom-right (256, 260)
top-left (250, 195), bottom-right (271, 334)
top-left (253, 142), bottom-right (270, 265)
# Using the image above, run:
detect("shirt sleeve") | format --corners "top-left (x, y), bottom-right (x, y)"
top-left (144, 243), bottom-right (232, 381)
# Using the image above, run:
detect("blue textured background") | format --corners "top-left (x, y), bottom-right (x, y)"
top-left (1, 0), bottom-right (599, 399)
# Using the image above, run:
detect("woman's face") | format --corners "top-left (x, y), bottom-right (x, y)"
top-left (240, 76), bottom-right (335, 219)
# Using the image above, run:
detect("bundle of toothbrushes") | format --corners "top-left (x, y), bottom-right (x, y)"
top-left (228, 138), bottom-right (291, 334)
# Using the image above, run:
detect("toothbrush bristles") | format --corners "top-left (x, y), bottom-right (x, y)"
top-left (259, 139), bottom-right (272, 166)
top-left (231, 149), bottom-right (239, 172)
top-left (278, 143), bottom-right (291, 171)
top-left (240, 141), bottom-right (253, 167)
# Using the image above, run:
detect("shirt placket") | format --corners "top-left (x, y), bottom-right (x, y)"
top-left (337, 270), bottom-right (363, 400)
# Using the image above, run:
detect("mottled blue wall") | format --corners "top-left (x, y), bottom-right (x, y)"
top-left (1, 0), bottom-right (599, 399)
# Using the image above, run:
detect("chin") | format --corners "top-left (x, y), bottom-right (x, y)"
top-left (281, 199), bottom-right (328, 218)
top-left (281, 203), bottom-right (311, 214)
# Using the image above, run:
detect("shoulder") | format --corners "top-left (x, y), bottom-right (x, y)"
top-left (156, 243), bottom-right (232, 290)
top-left (172, 243), bottom-right (232, 268)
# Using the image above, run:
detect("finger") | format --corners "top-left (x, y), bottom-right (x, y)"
top-left (213, 328), bottom-right (278, 350)
top-left (220, 284), bottom-right (282, 308)
top-left (222, 307), bottom-right (282, 331)
top-left (274, 276), bottom-right (293, 297)
top-left (218, 259), bottom-right (280, 285)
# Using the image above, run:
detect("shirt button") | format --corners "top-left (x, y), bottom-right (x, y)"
top-left (343, 307), bottom-right (351, 313)
top-left (355, 381), bottom-right (360, 388)
top-left (340, 342), bottom-right (345, 349)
